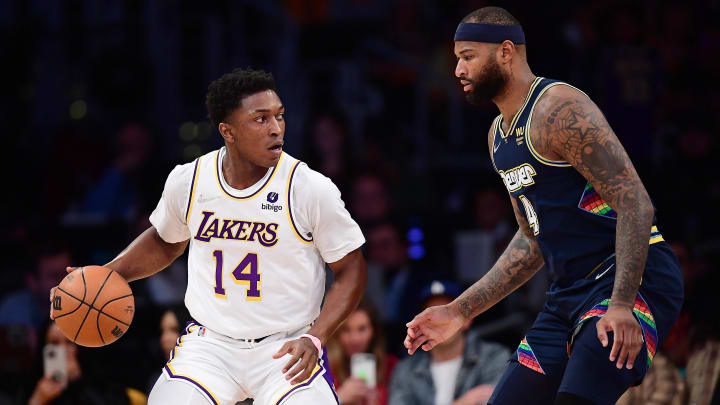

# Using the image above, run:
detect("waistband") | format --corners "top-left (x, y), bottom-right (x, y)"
top-left (184, 320), bottom-right (311, 349)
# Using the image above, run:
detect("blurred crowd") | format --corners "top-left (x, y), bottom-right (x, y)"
top-left (1, 0), bottom-right (718, 404)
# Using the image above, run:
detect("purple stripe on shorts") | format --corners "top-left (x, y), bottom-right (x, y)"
top-left (288, 161), bottom-right (313, 242)
top-left (320, 348), bottom-right (340, 404)
top-left (274, 347), bottom-right (335, 405)
top-left (164, 365), bottom-right (219, 405)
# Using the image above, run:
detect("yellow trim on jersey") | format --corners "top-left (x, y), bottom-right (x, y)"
top-left (497, 77), bottom-right (542, 139)
top-left (273, 364), bottom-right (323, 405)
top-left (215, 149), bottom-right (283, 201)
top-left (165, 363), bottom-right (221, 405)
top-left (185, 156), bottom-right (203, 223)
top-left (649, 225), bottom-right (664, 244)
top-left (489, 115), bottom-right (502, 173)
top-left (286, 161), bottom-right (314, 244)
top-left (524, 82), bottom-right (573, 167)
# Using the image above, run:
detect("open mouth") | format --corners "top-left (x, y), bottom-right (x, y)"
top-left (269, 143), bottom-right (283, 151)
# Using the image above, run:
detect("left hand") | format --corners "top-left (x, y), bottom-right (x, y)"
top-left (273, 336), bottom-right (319, 385)
top-left (596, 304), bottom-right (643, 369)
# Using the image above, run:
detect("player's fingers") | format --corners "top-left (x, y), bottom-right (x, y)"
top-left (273, 342), bottom-right (292, 359)
top-left (49, 287), bottom-right (57, 319)
top-left (595, 318), bottom-right (609, 347)
top-left (407, 326), bottom-right (417, 339)
top-left (421, 339), bottom-right (437, 351)
top-left (615, 331), bottom-right (630, 369)
top-left (66, 266), bottom-right (79, 274)
top-left (282, 353), bottom-right (302, 374)
top-left (626, 329), bottom-right (644, 369)
top-left (289, 353), bottom-right (316, 384)
top-left (407, 333), bottom-right (428, 355)
top-left (609, 325), bottom-right (623, 363)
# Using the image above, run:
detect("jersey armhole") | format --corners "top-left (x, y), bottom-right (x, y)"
top-left (286, 161), bottom-right (314, 244)
top-left (524, 82), bottom-right (579, 167)
top-left (184, 156), bottom-right (202, 224)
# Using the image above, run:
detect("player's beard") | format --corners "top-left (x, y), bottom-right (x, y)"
top-left (464, 58), bottom-right (508, 105)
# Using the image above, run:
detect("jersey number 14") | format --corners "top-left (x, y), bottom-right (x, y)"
top-left (212, 250), bottom-right (261, 300)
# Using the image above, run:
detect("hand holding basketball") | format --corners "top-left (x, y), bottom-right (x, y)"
top-left (49, 266), bottom-right (134, 347)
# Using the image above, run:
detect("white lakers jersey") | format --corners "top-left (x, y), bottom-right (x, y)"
top-left (149, 147), bottom-right (365, 339)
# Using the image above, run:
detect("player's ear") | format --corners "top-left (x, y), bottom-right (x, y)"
top-left (218, 122), bottom-right (234, 144)
top-left (499, 40), bottom-right (514, 63)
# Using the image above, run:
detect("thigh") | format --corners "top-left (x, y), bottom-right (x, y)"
top-left (166, 328), bottom-right (245, 405)
top-left (559, 317), bottom-right (641, 405)
top-left (148, 373), bottom-right (214, 405)
top-left (489, 310), bottom-right (570, 405)
top-left (252, 343), bottom-right (338, 405)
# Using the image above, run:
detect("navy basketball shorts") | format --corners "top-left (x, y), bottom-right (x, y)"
top-left (489, 243), bottom-right (683, 405)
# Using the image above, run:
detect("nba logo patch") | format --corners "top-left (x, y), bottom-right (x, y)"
top-left (197, 327), bottom-right (206, 337)
top-left (267, 192), bottom-right (279, 203)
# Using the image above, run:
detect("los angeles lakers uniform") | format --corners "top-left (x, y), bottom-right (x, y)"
top-left (487, 78), bottom-right (683, 405)
top-left (147, 147), bottom-right (365, 405)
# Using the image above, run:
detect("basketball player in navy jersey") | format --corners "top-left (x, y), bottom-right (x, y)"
top-left (404, 7), bottom-right (683, 405)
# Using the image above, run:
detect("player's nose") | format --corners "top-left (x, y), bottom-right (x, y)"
top-left (269, 116), bottom-right (282, 135)
top-left (455, 60), bottom-right (466, 78)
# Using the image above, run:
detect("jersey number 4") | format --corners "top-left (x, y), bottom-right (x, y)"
top-left (212, 250), bottom-right (261, 300)
top-left (518, 195), bottom-right (540, 235)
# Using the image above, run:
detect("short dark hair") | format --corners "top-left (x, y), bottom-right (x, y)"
top-left (461, 6), bottom-right (521, 27)
top-left (205, 68), bottom-right (278, 128)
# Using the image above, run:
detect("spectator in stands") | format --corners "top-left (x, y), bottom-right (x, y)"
top-left (389, 281), bottom-right (509, 405)
top-left (327, 299), bottom-right (398, 405)
top-left (25, 321), bottom-right (145, 405)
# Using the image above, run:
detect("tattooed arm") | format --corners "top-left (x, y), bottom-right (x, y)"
top-left (530, 84), bottom-right (653, 369)
top-left (403, 126), bottom-right (544, 354)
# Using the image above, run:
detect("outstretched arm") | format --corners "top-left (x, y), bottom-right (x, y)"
top-left (273, 248), bottom-right (367, 384)
top-left (531, 84), bottom-right (654, 369)
top-left (405, 194), bottom-right (544, 354)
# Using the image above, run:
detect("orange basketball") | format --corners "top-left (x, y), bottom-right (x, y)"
top-left (52, 266), bottom-right (134, 347)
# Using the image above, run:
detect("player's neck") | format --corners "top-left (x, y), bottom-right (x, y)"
top-left (222, 147), bottom-right (270, 190)
top-left (493, 70), bottom-right (536, 128)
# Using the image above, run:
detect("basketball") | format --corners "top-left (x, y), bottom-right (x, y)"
top-left (52, 266), bottom-right (134, 347)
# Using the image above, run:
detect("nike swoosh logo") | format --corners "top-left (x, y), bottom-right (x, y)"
top-left (197, 194), bottom-right (221, 203)
top-left (595, 263), bottom-right (615, 280)
top-left (493, 142), bottom-right (501, 153)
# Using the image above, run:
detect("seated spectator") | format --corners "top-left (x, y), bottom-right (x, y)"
top-left (327, 299), bottom-right (398, 405)
top-left (389, 281), bottom-right (510, 405)
top-left (146, 305), bottom-right (192, 393)
top-left (25, 321), bottom-right (145, 405)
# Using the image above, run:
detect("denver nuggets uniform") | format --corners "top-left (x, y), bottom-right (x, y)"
top-left (487, 78), bottom-right (683, 404)
top-left (147, 147), bottom-right (365, 405)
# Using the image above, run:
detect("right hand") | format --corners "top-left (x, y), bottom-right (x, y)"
top-left (405, 303), bottom-right (466, 355)
top-left (336, 377), bottom-right (370, 405)
top-left (49, 267), bottom-right (80, 320)
top-left (29, 376), bottom-right (66, 405)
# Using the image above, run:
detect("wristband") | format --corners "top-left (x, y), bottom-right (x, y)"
top-left (301, 334), bottom-right (322, 356)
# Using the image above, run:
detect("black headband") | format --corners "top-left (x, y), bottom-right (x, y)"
top-left (454, 23), bottom-right (525, 44)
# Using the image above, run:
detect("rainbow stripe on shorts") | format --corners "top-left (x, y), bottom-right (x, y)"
top-left (517, 337), bottom-right (545, 374)
top-left (575, 294), bottom-right (658, 367)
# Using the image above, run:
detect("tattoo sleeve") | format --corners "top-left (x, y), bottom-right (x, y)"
top-left (530, 87), bottom-right (654, 308)
top-left (456, 192), bottom-right (545, 319)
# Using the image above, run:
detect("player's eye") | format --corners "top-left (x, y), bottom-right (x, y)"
top-left (464, 55), bottom-right (473, 61)
top-left (255, 116), bottom-right (266, 123)
top-left (276, 113), bottom-right (284, 121)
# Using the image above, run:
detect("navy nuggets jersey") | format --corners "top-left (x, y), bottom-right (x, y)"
top-left (490, 77), bottom-right (664, 285)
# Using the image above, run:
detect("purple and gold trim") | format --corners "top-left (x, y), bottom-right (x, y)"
top-left (185, 157), bottom-right (202, 223)
top-left (274, 347), bottom-right (338, 405)
top-left (165, 321), bottom-right (220, 405)
top-left (286, 161), bottom-right (313, 244)
top-left (215, 148), bottom-right (282, 200)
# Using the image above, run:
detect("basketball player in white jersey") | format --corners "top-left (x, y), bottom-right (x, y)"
top-left (50, 68), bottom-right (368, 405)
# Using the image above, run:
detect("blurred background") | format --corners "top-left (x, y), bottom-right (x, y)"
top-left (1, 0), bottom-right (718, 404)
